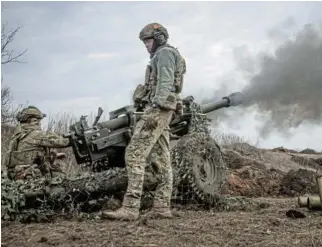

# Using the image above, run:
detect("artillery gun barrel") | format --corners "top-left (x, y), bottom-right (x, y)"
top-left (98, 92), bottom-right (244, 130)
top-left (97, 115), bottom-right (129, 130)
top-left (201, 92), bottom-right (244, 114)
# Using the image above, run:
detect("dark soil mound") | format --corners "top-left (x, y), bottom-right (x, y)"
top-left (279, 169), bottom-right (318, 196)
top-left (300, 148), bottom-right (319, 154)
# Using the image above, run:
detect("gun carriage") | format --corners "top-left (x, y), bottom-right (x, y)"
top-left (65, 92), bottom-right (244, 204)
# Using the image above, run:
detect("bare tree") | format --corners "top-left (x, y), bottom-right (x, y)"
top-left (1, 83), bottom-right (22, 124)
top-left (1, 22), bottom-right (27, 124)
top-left (1, 84), bottom-right (12, 123)
top-left (1, 22), bottom-right (28, 65)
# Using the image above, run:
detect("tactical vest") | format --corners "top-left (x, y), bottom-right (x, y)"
top-left (132, 45), bottom-right (186, 111)
top-left (3, 126), bottom-right (36, 179)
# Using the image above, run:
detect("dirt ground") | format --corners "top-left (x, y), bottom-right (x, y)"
top-left (2, 197), bottom-right (322, 247)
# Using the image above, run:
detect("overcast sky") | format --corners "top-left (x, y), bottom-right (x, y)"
top-left (2, 1), bottom-right (322, 150)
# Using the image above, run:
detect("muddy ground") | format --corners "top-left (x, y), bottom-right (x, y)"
top-left (2, 197), bottom-right (322, 247)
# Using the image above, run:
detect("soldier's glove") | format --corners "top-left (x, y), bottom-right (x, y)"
top-left (144, 106), bottom-right (160, 130)
top-left (145, 117), bottom-right (158, 130)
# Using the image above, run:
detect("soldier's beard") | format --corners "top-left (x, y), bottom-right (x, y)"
top-left (154, 38), bottom-right (165, 51)
top-left (149, 40), bottom-right (160, 58)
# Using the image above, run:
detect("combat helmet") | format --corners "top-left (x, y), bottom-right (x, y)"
top-left (16, 106), bottom-right (46, 122)
top-left (139, 23), bottom-right (169, 46)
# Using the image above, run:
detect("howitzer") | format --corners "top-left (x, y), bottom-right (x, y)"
top-left (64, 92), bottom-right (244, 171)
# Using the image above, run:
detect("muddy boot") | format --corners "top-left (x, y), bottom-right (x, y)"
top-left (144, 207), bottom-right (173, 219)
top-left (102, 168), bottom-right (144, 221)
top-left (102, 206), bottom-right (140, 221)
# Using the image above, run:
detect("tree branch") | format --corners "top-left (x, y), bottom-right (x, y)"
top-left (1, 22), bottom-right (28, 65)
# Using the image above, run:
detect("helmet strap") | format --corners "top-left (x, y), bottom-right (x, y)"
top-left (150, 39), bottom-right (159, 54)
top-left (150, 34), bottom-right (167, 56)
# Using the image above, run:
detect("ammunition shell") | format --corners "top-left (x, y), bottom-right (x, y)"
top-left (307, 195), bottom-right (321, 210)
top-left (298, 196), bottom-right (308, 207)
top-left (316, 174), bottom-right (322, 210)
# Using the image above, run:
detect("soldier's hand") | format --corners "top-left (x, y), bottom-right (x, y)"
top-left (145, 116), bottom-right (158, 130)
top-left (175, 101), bottom-right (183, 116)
top-left (144, 107), bottom-right (160, 130)
top-left (175, 108), bottom-right (183, 117)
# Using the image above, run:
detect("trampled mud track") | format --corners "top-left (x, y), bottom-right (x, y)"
top-left (2, 198), bottom-right (322, 247)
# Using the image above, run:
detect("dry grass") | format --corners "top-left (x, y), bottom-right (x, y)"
top-left (214, 131), bottom-right (321, 175)
top-left (213, 132), bottom-right (253, 146)
top-left (45, 112), bottom-right (83, 177)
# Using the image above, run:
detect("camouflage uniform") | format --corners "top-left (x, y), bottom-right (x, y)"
top-left (102, 23), bottom-right (186, 221)
top-left (3, 106), bottom-right (71, 180)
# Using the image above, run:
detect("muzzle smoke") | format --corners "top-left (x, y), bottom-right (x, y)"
top-left (243, 23), bottom-right (322, 131)
top-left (206, 23), bottom-right (322, 137)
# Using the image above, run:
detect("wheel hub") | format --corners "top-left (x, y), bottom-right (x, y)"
top-left (193, 156), bottom-right (216, 186)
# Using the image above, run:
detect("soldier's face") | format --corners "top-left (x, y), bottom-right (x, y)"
top-left (29, 117), bottom-right (41, 126)
top-left (143, 38), bottom-right (154, 53)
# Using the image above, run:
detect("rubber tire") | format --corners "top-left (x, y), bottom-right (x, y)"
top-left (172, 132), bottom-right (227, 206)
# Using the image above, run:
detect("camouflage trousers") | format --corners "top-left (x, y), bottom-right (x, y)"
top-left (123, 107), bottom-right (174, 209)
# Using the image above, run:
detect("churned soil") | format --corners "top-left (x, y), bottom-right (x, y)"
top-left (2, 198), bottom-right (322, 247)
top-left (222, 147), bottom-right (321, 198)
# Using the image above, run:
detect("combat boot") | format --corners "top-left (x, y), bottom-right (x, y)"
top-left (102, 206), bottom-right (140, 221)
top-left (144, 207), bottom-right (173, 219)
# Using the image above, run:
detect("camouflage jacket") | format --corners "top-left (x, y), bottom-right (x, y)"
top-left (133, 44), bottom-right (186, 111)
top-left (4, 123), bottom-right (71, 176)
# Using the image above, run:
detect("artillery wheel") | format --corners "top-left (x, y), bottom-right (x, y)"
top-left (171, 132), bottom-right (227, 206)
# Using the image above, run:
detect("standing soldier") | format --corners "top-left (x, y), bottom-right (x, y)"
top-left (3, 106), bottom-right (72, 180)
top-left (103, 23), bottom-right (186, 220)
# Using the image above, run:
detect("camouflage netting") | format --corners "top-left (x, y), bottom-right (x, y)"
top-left (1, 169), bottom-right (264, 223)
top-left (1, 168), bottom-right (131, 222)
top-left (1, 173), bottom-right (55, 222)
top-left (171, 132), bottom-right (227, 206)
top-left (187, 101), bottom-right (212, 134)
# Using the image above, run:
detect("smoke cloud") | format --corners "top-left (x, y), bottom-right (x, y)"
top-left (243, 23), bottom-right (322, 133)
top-left (206, 22), bottom-right (322, 137)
